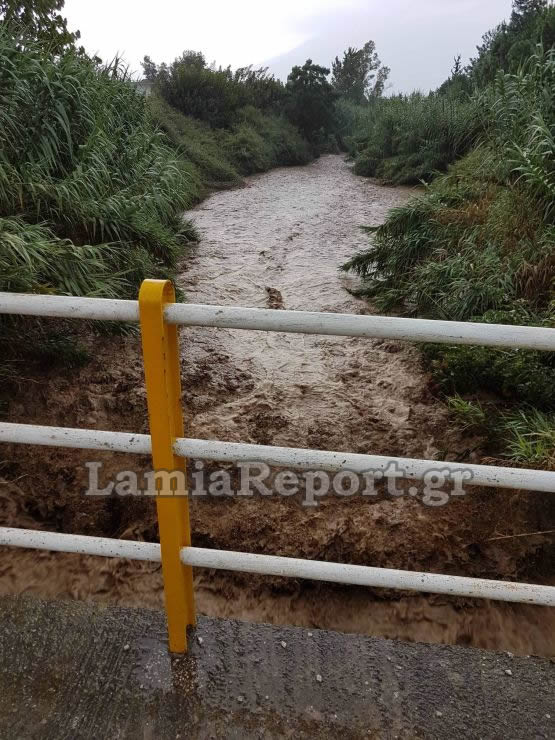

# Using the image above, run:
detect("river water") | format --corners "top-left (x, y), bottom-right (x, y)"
top-left (176, 155), bottom-right (553, 655)
top-left (1, 155), bottom-right (553, 655)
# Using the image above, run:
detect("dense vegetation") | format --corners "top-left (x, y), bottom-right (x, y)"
top-left (0, 34), bottom-right (199, 299)
top-left (149, 81), bottom-right (311, 183)
top-left (145, 51), bottom-right (338, 157)
top-left (0, 24), bottom-right (204, 382)
top-left (0, 5), bottom-right (318, 383)
top-left (344, 1), bottom-right (555, 185)
top-left (344, 1), bottom-right (555, 465)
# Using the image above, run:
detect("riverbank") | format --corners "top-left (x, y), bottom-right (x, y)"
top-left (0, 155), bottom-right (553, 656)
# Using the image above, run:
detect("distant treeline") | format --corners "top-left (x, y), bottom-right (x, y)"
top-left (143, 51), bottom-right (342, 159)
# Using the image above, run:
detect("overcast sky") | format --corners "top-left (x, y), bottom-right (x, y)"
top-left (64, 0), bottom-right (513, 93)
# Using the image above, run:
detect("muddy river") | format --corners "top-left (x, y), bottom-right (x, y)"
top-left (1, 155), bottom-right (553, 656)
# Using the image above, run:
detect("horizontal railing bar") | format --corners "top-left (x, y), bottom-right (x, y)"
top-left (166, 304), bottom-right (555, 351)
top-left (0, 527), bottom-right (552, 606)
top-left (175, 438), bottom-right (555, 493)
top-left (1, 422), bottom-right (554, 493)
top-left (0, 292), bottom-right (139, 322)
top-left (1, 293), bottom-right (554, 351)
top-left (0, 527), bottom-right (161, 561)
top-left (180, 547), bottom-right (555, 607)
top-left (0, 423), bottom-right (152, 454)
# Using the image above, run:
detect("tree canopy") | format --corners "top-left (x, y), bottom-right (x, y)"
top-left (331, 41), bottom-right (390, 103)
top-left (512, 0), bottom-right (549, 19)
top-left (0, 0), bottom-right (80, 53)
top-left (286, 59), bottom-right (337, 145)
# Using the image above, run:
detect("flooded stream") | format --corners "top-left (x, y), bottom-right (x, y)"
top-left (1, 155), bottom-right (553, 656)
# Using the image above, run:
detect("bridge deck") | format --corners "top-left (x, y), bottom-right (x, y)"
top-left (0, 595), bottom-right (552, 738)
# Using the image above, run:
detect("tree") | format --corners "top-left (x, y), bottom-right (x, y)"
top-left (331, 41), bottom-right (390, 103)
top-left (233, 65), bottom-right (285, 110)
top-left (156, 49), bottom-right (246, 128)
top-left (0, 0), bottom-right (80, 53)
top-left (286, 59), bottom-right (337, 145)
top-left (173, 49), bottom-right (206, 69)
top-left (141, 55), bottom-right (158, 81)
top-left (437, 53), bottom-right (472, 97)
top-left (469, 0), bottom-right (553, 86)
top-left (512, 0), bottom-right (548, 19)
top-left (370, 64), bottom-right (391, 98)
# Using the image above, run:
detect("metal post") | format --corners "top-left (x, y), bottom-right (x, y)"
top-left (139, 279), bottom-right (195, 652)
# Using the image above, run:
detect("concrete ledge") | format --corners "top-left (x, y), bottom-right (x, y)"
top-left (0, 595), bottom-right (553, 738)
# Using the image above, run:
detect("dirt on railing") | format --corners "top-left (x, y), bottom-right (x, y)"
top-left (0, 155), bottom-right (553, 656)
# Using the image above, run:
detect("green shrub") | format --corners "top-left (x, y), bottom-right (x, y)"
top-left (424, 343), bottom-right (555, 409)
top-left (344, 46), bottom-right (555, 459)
top-left (0, 29), bottom-right (197, 297)
top-left (149, 94), bottom-right (312, 184)
top-left (0, 217), bottom-right (127, 297)
top-left (344, 6), bottom-right (555, 185)
top-left (148, 95), bottom-right (240, 188)
top-left (234, 106), bottom-right (312, 167)
top-left (447, 395), bottom-right (487, 430)
top-left (0, 29), bottom-right (200, 385)
top-left (223, 123), bottom-right (272, 175)
top-left (154, 51), bottom-right (287, 129)
top-left (348, 93), bottom-right (480, 184)
top-left (500, 408), bottom-right (555, 466)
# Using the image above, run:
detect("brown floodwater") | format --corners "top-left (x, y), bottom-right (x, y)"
top-left (1, 155), bottom-right (553, 656)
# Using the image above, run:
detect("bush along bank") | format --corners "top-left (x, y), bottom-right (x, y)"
top-left (339, 92), bottom-right (480, 186)
top-left (344, 48), bottom-right (555, 465)
top-left (0, 28), bottom-right (204, 385)
top-left (149, 96), bottom-right (312, 188)
top-left (342, 2), bottom-right (555, 185)
top-left (0, 31), bottom-right (316, 388)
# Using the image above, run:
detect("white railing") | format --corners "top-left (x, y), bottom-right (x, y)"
top-left (0, 422), bottom-right (554, 493)
top-left (1, 291), bottom-right (555, 349)
top-left (1, 285), bottom-right (554, 652)
top-left (0, 527), bottom-right (552, 606)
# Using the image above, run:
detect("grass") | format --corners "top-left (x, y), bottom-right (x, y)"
top-left (339, 93), bottom-right (480, 185)
top-left (501, 408), bottom-right (555, 466)
top-left (149, 96), bottom-right (312, 185)
top-left (0, 31), bottom-right (198, 299)
top-left (447, 395), bottom-right (487, 431)
top-left (446, 396), bottom-right (555, 467)
top-left (341, 5), bottom-right (555, 185)
top-left (0, 28), bottom-right (203, 383)
top-left (148, 95), bottom-right (241, 190)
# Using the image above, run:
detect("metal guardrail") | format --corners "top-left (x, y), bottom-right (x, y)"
top-left (0, 281), bottom-right (554, 653)
top-left (0, 527), bottom-right (553, 607)
top-left (2, 291), bottom-right (555, 349)
top-left (1, 422), bottom-right (554, 493)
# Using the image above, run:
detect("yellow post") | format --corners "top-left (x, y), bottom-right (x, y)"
top-left (139, 279), bottom-right (195, 653)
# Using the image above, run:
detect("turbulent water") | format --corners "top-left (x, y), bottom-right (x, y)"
top-left (1, 155), bottom-right (553, 656)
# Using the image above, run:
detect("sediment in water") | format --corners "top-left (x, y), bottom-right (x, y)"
top-left (1, 155), bottom-right (553, 656)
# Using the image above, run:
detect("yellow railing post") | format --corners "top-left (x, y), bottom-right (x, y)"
top-left (139, 279), bottom-right (195, 653)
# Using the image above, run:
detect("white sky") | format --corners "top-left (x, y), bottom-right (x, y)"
top-left (64, 0), bottom-right (513, 92)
